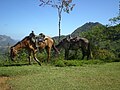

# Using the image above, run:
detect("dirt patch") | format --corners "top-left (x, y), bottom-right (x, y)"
top-left (0, 77), bottom-right (12, 90)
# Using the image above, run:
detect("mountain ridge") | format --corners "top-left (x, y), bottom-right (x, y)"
top-left (71, 22), bottom-right (104, 36)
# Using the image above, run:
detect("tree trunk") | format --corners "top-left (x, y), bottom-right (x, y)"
top-left (58, 15), bottom-right (61, 42)
top-left (58, 6), bottom-right (62, 42)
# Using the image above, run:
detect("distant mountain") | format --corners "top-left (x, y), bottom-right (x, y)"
top-left (71, 22), bottom-right (104, 36)
top-left (0, 35), bottom-right (16, 46)
top-left (0, 35), bottom-right (17, 53)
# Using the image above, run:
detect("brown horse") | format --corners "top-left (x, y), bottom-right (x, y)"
top-left (10, 36), bottom-right (41, 65)
top-left (36, 35), bottom-right (60, 62)
top-left (56, 36), bottom-right (91, 60)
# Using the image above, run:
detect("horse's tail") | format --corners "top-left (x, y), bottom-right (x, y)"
top-left (52, 44), bottom-right (60, 54)
top-left (52, 38), bottom-right (60, 54)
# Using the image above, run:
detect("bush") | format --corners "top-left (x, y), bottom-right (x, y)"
top-left (93, 49), bottom-right (115, 61)
top-left (54, 59), bottom-right (104, 67)
top-left (64, 60), bottom-right (82, 66)
top-left (111, 58), bottom-right (120, 62)
top-left (81, 60), bottom-right (104, 65)
top-left (55, 60), bottom-right (65, 67)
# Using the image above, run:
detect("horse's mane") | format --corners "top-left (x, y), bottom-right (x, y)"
top-left (21, 36), bottom-right (29, 41)
top-left (12, 36), bottom-right (29, 47)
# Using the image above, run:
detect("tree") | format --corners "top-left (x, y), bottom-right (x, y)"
top-left (108, 1), bottom-right (120, 26)
top-left (109, 16), bottom-right (120, 25)
top-left (39, 0), bottom-right (75, 42)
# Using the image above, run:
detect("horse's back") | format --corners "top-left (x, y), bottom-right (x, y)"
top-left (80, 38), bottom-right (89, 44)
top-left (47, 36), bottom-right (54, 43)
top-left (40, 36), bottom-right (54, 48)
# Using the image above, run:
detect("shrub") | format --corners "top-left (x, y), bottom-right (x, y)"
top-left (54, 59), bottom-right (104, 67)
top-left (93, 49), bottom-right (115, 61)
top-left (111, 58), bottom-right (120, 62)
top-left (64, 60), bottom-right (82, 66)
top-left (55, 60), bottom-right (65, 67)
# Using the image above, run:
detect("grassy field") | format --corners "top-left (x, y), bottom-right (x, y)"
top-left (0, 62), bottom-right (120, 90)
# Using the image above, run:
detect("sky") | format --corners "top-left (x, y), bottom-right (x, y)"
top-left (0, 0), bottom-right (119, 40)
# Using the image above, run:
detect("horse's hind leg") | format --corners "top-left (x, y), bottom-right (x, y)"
top-left (87, 50), bottom-right (91, 60)
top-left (87, 42), bottom-right (91, 60)
top-left (87, 54), bottom-right (89, 60)
top-left (87, 52), bottom-right (90, 60)
top-left (46, 47), bottom-right (51, 62)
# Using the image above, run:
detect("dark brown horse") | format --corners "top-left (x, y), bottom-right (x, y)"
top-left (10, 36), bottom-right (41, 65)
top-left (56, 36), bottom-right (91, 60)
top-left (36, 35), bottom-right (60, 62)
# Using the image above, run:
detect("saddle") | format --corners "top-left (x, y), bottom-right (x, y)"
top-left (37, 37), bottom-right (45, 42)
top-left (70, 36), bottom-right (80, 42)
top-left (35, 35), bottom-right (47, 47)
top-left (29, 32), bottom-right (47, 48)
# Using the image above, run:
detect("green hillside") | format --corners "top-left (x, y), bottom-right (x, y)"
top-left (71, 22), bottom-right (104, 36)
top-left (80, 23), bottom-right (120, 59)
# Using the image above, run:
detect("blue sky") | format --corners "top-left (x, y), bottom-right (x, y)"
top-left (0, 0), bottom-right (119, 40)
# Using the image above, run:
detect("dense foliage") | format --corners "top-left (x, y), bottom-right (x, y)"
top-left (80, 23), bottom-right (120, 60)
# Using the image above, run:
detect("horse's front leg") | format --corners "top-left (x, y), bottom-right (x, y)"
top-left (33, 52), bottom-right (41, 66)
top-left (81, 48), bottom-right (85, 60)
top-left (65, 49), bottom-right (69, 60)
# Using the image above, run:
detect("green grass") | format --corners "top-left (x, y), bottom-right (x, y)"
top-left (54, 59), bottom-right (104, 67)
top-left (0, 62), bottom-right (120, 90)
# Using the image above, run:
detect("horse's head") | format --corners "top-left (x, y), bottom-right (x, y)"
top-left (10, 46), bottom-right (18, 61)
top-left (56, 37), bottom-right (71, 51)
top-left (63, 37), bottom-right (71, 42)
top-left (70, 36), bottom-right (80, 42)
